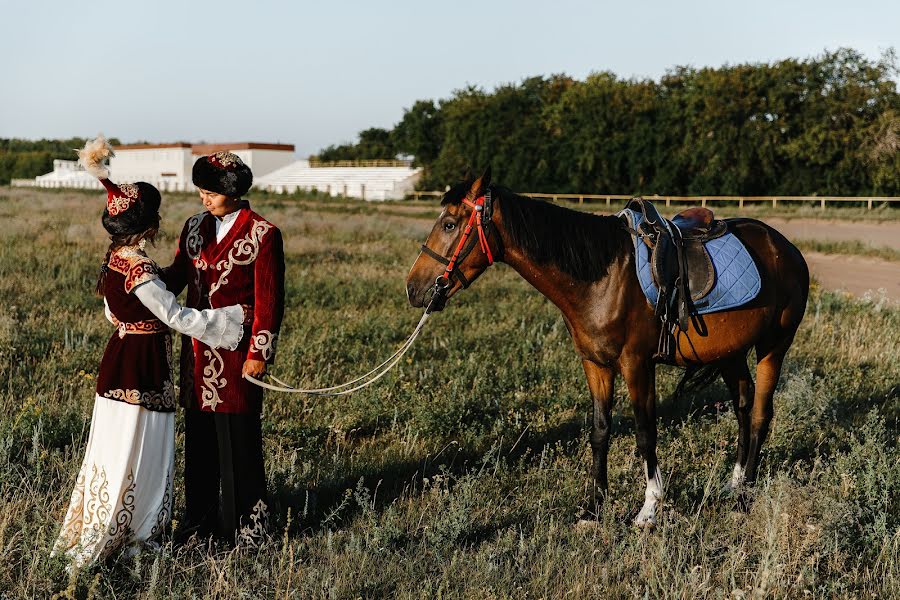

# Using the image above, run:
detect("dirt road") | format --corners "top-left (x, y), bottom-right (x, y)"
top-left (803, 253), bottom-right (899, 301)
top-left (764, 218), bottom-right (900, 250)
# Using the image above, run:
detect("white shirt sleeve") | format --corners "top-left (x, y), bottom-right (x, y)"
top-left (132, 278), bottom-right (244, 350)
top-left (103, 298), bottom-right (115, 324)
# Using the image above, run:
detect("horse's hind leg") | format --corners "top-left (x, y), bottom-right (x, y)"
top-left (720, 353), bottom-right (754, 491)
top-left (745, 335), bottom-right (794, 485)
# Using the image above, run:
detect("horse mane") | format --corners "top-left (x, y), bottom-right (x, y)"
top-left (442, 181), bottom-right (629, 282)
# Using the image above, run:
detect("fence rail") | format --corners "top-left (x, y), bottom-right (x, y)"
top-left (405, 191), bottom-right (900, 210)
top-left (309, 159), bottom-right (413, 168)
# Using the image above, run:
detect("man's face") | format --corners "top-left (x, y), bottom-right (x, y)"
top-left (199, 188), bottom-right (239, 217)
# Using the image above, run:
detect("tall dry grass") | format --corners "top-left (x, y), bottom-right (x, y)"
top-left (0, 187), bottom-right (896, 598)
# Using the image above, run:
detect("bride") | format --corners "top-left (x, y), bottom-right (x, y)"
top-left (51, 136), bottom-right (245, 569)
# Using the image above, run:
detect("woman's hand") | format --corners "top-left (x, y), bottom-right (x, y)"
top-left (242, 359), bottom-right (267, 379)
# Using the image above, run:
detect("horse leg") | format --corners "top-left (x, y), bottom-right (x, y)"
top-left (744, 337), bottom-right (792, 485)
top-left (622, 359), bottom-right (661, 527)
top-left (720, 354), bottom-right (754, 492)
top-left (580, 360), bottom-right (615, 521)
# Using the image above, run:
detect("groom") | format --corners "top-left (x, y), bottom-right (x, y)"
top-left (163, 150), bottom-right (285, 546)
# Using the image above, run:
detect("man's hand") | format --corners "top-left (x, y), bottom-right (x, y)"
top-left (242, 359), bottom-right (267, 379)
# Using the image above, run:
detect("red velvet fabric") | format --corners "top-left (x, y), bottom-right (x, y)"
top-left (96, 248), bottom-right (175, 412)
top-left (164, 205), bottom-right (285, 414)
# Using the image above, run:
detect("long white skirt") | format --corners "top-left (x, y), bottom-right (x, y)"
top-left (52, 395), bottom-right (174, 569)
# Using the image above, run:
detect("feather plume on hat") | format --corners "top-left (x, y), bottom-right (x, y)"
top-left (77, 135), bottom-right (115, 180)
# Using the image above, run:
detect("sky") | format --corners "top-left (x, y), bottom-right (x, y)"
top-left (1, 0), bottom-right (897, 157)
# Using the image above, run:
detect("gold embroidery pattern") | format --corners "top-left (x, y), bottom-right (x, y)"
top-left (107, 247), bottom-right (159, 293)
top-left (237, 499), bottom-right (269, 547)
top-left (249, 330), bottom-right (277, 361)
top-left (53, 465), bottom-right (87, 555)
top-left (209, 151), bottom-right (244, 169)
top-left (149, 470), bottom-right (172, 539)
top-left (185, 212), bottom-right (206, 300)
top-left (201, 346), bottom-right (226, 411)
top-left (107, 183), bottom-right (140, 216)
top-left (125, 261), bottom-right (159, 293)
top-left (103, 379), bottom-right (176, 411)
top-left (103, 470), bottom-right (136, 554)
top-left (111, 317), bottom-right (167, 338)
top-left (208, 220), bottom-right (274, 300)
top-left (108, 246), bottom-right (148, 273)
top-left (53, 465), bottom-right (113, 556)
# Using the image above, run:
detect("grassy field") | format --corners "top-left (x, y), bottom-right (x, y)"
top-left (0, 187), bottom-right (898, 599)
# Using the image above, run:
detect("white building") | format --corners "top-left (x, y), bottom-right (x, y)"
top-left (255, 161), bottom-right (422, 201)
top-left (21, 142), bottom-right (423, 201)
top-left (28, 142), bottom-right (296, 192)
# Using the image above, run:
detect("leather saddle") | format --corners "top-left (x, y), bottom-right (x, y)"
top-left (624, 198), bottom-right (728, 359)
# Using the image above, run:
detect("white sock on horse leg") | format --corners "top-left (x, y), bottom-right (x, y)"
top-left (635, 462), bottom-right (662, 527)
top-left (729, 463), bottom-right (746, 490)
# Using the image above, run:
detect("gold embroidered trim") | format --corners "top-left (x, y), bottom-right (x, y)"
top-left (249, 330), bottom-right (277, 361)
top-left (103, 379), bottom-right (176, 411)
top-left (209, 151), bottom-right (244, 169)
top-left (200, 346), bottom-right (226, 411)
top-left (107, 183), bottom-right (140, 216)
top-left (208, 220), bottom-right (273, 300)
top-left (237, 499), bottom-right (269, 547)
top-left (53, 465), bottom-right (87, 554)
top-left (149, 470), bottom-right (172, 539)
top-left (185, 212), bottom-right (206, 299)
top-left (103, 470), bottom-right (136, 554)
top-left (110, 315), bottom-right (167, 338)
top-left (107, 247), bottom-right (159, 293)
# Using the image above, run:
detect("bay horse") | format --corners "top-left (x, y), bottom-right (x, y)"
top-left (405, 169), bottom-right (809, 526)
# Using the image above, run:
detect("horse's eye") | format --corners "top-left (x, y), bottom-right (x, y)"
top-left (443, 222), bottom-right (456, 232)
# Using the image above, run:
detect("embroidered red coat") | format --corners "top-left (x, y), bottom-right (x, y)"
top-left (164, 204), bottom-right (285, 414)
top-left (96, 247), bottom-right (175, 412)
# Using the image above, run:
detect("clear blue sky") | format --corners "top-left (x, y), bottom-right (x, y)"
top-left (1, 0), bottom-right (897, 156)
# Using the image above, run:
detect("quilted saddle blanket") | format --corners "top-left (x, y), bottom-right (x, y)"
top-left (619, 209), bottom-right (762, 314)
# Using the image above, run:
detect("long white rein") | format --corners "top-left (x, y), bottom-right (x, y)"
top-left (243, 309), bottom-right (432, 395)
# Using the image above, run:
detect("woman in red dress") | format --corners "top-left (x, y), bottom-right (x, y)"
top-left (51, 137), bottom-right (245, 570)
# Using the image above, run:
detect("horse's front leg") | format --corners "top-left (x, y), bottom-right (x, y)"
top-left (580, 359), bottom-right (615, 521)
top-left (622, 357), bottom-right (662, 528)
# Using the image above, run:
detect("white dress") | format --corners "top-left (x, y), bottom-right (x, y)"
top-left (52, 278), bottom-right (244, 569)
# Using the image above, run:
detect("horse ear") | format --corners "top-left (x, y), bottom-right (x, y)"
top-left (468, 166), bottom-right (492, 199)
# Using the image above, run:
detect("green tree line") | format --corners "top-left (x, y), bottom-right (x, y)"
top-left (316, 49), bottom-right (900, 195)
top-left (0, 137), bottom-right (121, 185)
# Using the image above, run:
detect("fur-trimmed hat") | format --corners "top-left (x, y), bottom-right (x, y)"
top-left (78, 135), bottom-right (162, 235)
top-left (192, 151), bottom-right (253, 198)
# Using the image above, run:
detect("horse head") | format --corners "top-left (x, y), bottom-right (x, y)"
top-left (405, 168), bottom-right (502, 311)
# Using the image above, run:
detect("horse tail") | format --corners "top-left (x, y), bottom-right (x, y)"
top-left (673, 363), bottom-right (721, 400)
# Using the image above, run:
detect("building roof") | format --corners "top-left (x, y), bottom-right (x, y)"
top-left (191, 143), bottom-right (295, 154)
top-left (115, 143), bottom-right (192, 150)
top-left (113, 142), bottom-right (296, 153)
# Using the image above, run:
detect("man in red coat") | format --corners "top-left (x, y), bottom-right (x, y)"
top-left (163, 150), bottom-right (285, 546)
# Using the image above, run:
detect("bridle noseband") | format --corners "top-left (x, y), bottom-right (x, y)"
top-left (418, 189), bottom-right (502, 310)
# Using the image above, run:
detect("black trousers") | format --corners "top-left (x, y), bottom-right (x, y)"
top-left (183, 409), bottom-right (268, 545)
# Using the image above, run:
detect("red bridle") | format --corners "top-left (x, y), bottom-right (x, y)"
top-left (419, 192), bottom-right (501, 292)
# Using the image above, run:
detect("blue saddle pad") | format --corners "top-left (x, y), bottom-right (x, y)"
top-left (619, 209), bottom-right (761, 314)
